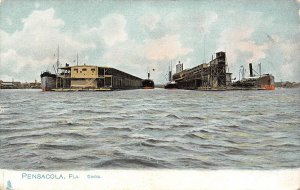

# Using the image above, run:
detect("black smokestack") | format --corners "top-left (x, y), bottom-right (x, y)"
top-left (249, 63), bottom-right (253, 77)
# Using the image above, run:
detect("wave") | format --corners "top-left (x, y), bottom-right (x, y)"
top-left (103, 127), bottom-right (132, 132)
top-left (94, 158), bottom-right (169, 168)
top-left (166, 114), bottom-right (181, 119)
top-left (72, 109), bottom-right (111, 114)
top-left (184, 133), bottom-right (207, 139)
top-left (5, 134), bottom-right (42, 140)
top-left (38, 144), bottom-right (87, 151)
top-left (45, 156), bottom-right (76, 163)
top-left (185, 116), bottom-right (205, 120)
top-left (171, 124), bottom-right (194, 128)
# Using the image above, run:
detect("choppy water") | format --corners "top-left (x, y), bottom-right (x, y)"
top-left (0, 88), bottom-right (299, 170)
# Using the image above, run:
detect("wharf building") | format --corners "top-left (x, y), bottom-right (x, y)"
top-left (41, 64), bottom-right (143, 91)
top-left (173, 52), bottom-right (232, 90)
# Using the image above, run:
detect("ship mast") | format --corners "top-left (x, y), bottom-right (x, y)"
top-left (77, 52), bottom-right (79, 66)
top-left (56, 45), bottom-right (60, 73)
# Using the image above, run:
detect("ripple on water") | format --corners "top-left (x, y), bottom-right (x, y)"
top-left (94, 158), bottom-right (170, 168)
top-left (38, 144), bottom-right (88, 151)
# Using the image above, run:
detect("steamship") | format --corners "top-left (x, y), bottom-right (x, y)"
top-left (232, 63), bottom-right (275, 90)
top-left (142, 71), bottom-right (154, 89)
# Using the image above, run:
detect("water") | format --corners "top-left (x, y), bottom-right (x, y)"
top-left (0, 88), bottom-right (299, 170)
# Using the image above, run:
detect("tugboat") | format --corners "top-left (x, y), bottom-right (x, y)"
top-left (142, 72), bottom-right (154, 89)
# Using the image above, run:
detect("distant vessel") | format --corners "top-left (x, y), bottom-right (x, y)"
top-left (164, 63), bottom-right (177, 89)
top-left (142, 72), bottom-right (154, 89)
top-left (40, 71), bottom-right (56, 91)
top-left (232, 63), bottom-right (275, 90)
top-left (41, 46), bottom-right (60, 91)
top-left (142, 79), bottom-right (154, 89)
top-left (164, 81), bottom-right (177, 89)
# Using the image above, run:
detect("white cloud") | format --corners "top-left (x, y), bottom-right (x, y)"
top-left (0, 49), bottom-right (56, 81)
top-left (139, 13), bottom-right (160, 31)
top-left (102, 34), bottom-right (193, 82)
top-left (217, 25), bottom-right (300, 82)
top-left (22, 8), bottom-right (64, 32)
top-left (163, 11), bottom-right (218, 35)
top-left (144, 35), bottom-right (193, 61)
top-left (34, 2), bottom-right (40, 9)
top-left (0, 8), bottom-right (96, 81)
top-left (217, 26), bottom-right (269, 66)
top-left (99, 14), bottom-right (128, 46)
top-left (102, 40), bottom-right (147, 78)
top-left (196, 12), bottom-right (218, 34)
top-left (278, 37), bottom-right (300, 81)
top-left (79, 13), bottom-right (128, 47)
top-left (2, 8), bottom-right (95, 60)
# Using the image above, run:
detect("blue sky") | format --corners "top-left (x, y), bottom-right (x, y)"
top-left (1, 0), bottom-right (299, 83)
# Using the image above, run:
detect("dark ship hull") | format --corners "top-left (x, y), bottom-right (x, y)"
top-left (41, 72), bottom-right (56, 91)
top-left (142, 79), bottom-right (154, 89)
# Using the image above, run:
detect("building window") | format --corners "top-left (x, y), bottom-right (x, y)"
top-left (82, 68), bottom-right (87, 71)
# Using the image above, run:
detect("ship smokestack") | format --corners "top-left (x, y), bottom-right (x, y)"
top-left (249, 63), bottom-right (253, 77)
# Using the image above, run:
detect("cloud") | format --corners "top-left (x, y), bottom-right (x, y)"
top-left (217, 26), bottom-right (269, 66)
top-left (278, 36), bottom-right (300, 81)
top-left (102, 34), bottom-right (193, 82)
top-left (78, 13), bottom-right (128, 47)
top-left (99, 14), bottom-right (128, 46)
top-left (196, 12), bottom-right (218, 34)
top-left (217, 25), bottom-right (300, 82)
top-left (0, 8), bottom-right (96, 81)
top-left (2, 8), bottom-right (95, 60)
top-left (0, 49), bottom-right (55, 81)
top-left (139, 13), bottom-right (160, 31)
top-left (163, 11), bottom-right (218, 35)
top-left (102, 40), bottom-right (146, 77)
top-left (144, 35), bottom-right (193, 61)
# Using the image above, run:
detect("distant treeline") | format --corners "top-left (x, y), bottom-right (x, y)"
top-left (275, 81), bottom-right (300, 88)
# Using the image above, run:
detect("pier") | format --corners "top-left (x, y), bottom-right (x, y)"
top-left (41, 65), bottom-right (143, 91)
top-left (173, 52), bottom-right (232, 90)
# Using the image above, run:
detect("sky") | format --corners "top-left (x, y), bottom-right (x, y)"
top-left (0, 0), bottom-right (300, 83)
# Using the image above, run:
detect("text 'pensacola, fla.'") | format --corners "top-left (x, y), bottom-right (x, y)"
top-left (21, 173), bottom-right (82, 180)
